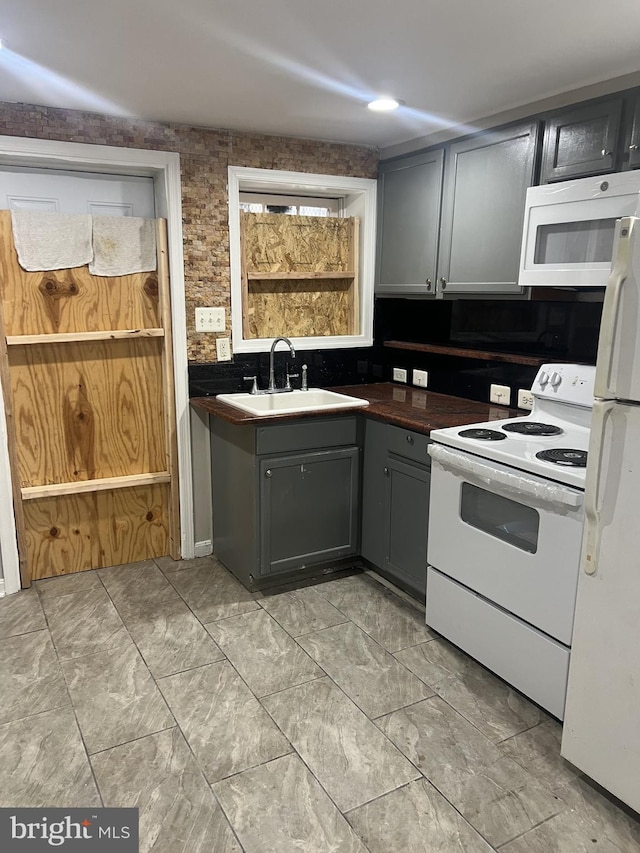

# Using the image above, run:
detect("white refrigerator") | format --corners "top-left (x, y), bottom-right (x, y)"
top-left (562, 215), bottom-right (640, 813)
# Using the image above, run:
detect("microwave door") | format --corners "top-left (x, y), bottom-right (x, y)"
top-left (595, 217), bottom-right (640, 403)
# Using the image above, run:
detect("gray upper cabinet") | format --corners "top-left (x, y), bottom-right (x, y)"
top-left (540, 98), bottom-right (623, 182)
top-left (626, 94), bottom-right (640, 170)
top-left (438, 122), bottom-right (539, 295)
top-left (376, 149), bottom-right (444, 295)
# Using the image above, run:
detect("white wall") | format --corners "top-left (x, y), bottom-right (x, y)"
top-left (191, 407), bottom-right (213, 555)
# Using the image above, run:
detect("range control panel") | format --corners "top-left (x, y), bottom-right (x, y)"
top-left (532, 363), bottom-right (596, 407)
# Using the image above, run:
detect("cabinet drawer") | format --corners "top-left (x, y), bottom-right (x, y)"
top-left (386, 424), bottom-right (431, 466)
top-left (256, 416), bottom-right (358, 455)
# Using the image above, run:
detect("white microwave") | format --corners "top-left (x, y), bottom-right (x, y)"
top-left (518, 171), bottom-right (640, 287)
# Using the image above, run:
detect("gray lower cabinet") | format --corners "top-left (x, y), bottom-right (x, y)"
top-left (540, 98), bottom-right (623, 182)
top-left (211, 415), bottom-right (360, 589)
top-left (376, 121), bottom-right (537, 297)
top-left (361, 419), bottom-right (431, 599)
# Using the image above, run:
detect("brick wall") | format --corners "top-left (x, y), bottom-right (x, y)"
top-left (0, 102), bottom-right (378, 362)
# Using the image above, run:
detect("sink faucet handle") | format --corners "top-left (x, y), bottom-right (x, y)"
top-left (285, 364), bottom-right (300, 390)
top-left (243, 375), bottom-right (258, 395)
top-left (301, 364), bottom-right (308, 391)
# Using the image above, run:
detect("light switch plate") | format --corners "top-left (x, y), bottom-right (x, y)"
top-left (413, 369), bottom-right (428, 388)
top-left (195, 307), bottom-right (225, 332)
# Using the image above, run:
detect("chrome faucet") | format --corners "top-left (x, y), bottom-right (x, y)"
top-left (268, 337), bottom-right (296, 392)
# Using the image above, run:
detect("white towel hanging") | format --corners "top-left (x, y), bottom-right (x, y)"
top-left (11, 210), bottom-right (93, 271)
top-left (90, 216), bottom-right (157, 277)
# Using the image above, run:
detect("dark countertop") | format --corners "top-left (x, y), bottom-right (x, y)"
top-left (190, 382), bottom-right (521, 435)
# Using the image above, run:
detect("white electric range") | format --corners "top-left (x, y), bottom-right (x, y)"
top-left (425, 363), bottom-right (596, 719)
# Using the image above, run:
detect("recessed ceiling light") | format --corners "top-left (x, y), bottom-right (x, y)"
top-left (367, 97), bottom-right (402, 112)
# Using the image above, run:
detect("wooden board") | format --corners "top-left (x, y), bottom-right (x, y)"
top-left (0, 213), bottom-right (181, 583)
top-left (8, 338), bottom-right (165, 487)
top-left (23, 483), bottom-right (169, 579)
top-left (0, 211), bottom-right (160, 335)
top-left (241, 212), bottom-right (359, 339)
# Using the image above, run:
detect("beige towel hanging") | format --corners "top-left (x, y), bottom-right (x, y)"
top-left (90, 215), bottom-right (157, 277)
top-left (11, 210), bottom-right (93, 271)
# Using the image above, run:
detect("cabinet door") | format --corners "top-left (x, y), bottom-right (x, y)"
top-left (384, 456), bottom-right (431, 599)
top-left (360, 419), bottom-right (388, 568)
top-left (540, 99), bottom-right (623, 182)
top-left (626, 94), bottom-right (640, 170)
top-left (376, 150), bottom-right (444, 295)
top-left (437, 122), bottom-right (538, 295)
top-left (259, 448), bottom-right (359, 577)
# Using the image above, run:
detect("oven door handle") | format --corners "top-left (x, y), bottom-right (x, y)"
top-left (428, 444), bottom-right (583, 508)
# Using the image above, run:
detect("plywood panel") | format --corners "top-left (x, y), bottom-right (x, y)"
top-left (247, 279), bottom-right (352, 338)
top-left (23, 484), bottom-right (169, 579)
top-left (0, 210), bottom-right (160, 335)
top-left (9, 338), bottom-right (165, 487)
top-left (242, 212), bottom-right (353, 273)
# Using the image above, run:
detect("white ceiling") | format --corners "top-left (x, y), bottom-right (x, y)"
top-left (0, 0), bottom-right (639, 150)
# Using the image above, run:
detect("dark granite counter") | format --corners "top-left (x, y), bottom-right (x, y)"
top-left (191, 382), bottom-right (521, 436)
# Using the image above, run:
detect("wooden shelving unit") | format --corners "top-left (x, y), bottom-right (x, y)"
top-left (6, 328), bottom-right (165, 346)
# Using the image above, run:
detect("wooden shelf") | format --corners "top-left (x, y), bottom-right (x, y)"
top-left (247, 271), bottom-right (355, 281)
top-left (21, 471), bottom-right (171, 501)
top-left (384, 340), bottom-right (549, 367)
top-left (6, 328), bottom-right (165, 346)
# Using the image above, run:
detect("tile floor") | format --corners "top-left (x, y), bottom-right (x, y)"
top-left (1, 557), bottom-right (639, 852)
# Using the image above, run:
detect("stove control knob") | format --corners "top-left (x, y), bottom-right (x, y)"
top-left (538, 371), bottom-right (550, 387)
top-left (550, 371), bottom-right (562, 389)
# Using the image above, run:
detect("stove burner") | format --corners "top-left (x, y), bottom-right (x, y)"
top-left (459, 428), bottom-right (507, 441)
top-left (536, 448), bottom-right (588, 467)
top-left (502, 421), bottom-right (563, 436)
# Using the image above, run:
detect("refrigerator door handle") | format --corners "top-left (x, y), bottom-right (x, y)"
top-left (594, 218), bottom-right (634, 399)
top-left (583, 400), bottom-right (616, 575)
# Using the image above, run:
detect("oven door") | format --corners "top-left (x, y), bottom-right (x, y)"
top-left (427, 444), bottom-right (584, 645)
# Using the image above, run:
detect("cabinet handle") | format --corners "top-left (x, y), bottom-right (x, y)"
top-left (439, 276), bottom-right (447, 291)
top-left (384, 467), bottom-right (390, 476)
top-left (425, 278), bottom-right (432, 289)
top-left (601, 149), bottom-right (612, 158)
top-left (630, 144), bottom-right (639, 152)
top-left (406, 434), bottom-right (414, 444)
top-left (265, 469), bottom-right (272, 478)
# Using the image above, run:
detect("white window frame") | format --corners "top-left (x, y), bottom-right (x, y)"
top-left (228, 166), bottom-right (377, 353)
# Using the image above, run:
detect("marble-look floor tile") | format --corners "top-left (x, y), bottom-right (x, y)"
top-left (396, 638), bottom-right (546, 742)
top-left (36, 569), bottom-right (104, 599)
top-left (213, 753), bottom-right (367, 853)
top-left (378, 696), bottom-right (560, 847)
top-left (500, 719), bottom-right (583, 794)
top-left (0, 630), bottom-right (70, 725)
top-left (62, 643), bottom-right (174, 754)
top-left (92, 727), bottom-right (240, 853)
top-left (0, 586), bottom-right (46, 638)
top-left (158, 661), bottom-right (291, 783)
top-left (42, 587), bottom-right (132, 660)
top-left (262, 677), bottom-right (420, 812)
top-left (314, 573), bottom-right (434, 652)
top-left (553, 777), bottom-right (640, 852)
top-left (346, 778), bottom-right (494, 852)
top-left (99, 560), bottom-right (179, 613)
top-left (168, 559), bottom-right (261, 623)
top-left (298, 621), bottom-right (432, 718)
top-left (206, 609), bottom-right (322, 697)
top-left (500, 811), bottom-right (626, 853)
top-left (119, 596), bottom-right (224, 678)
top-left (259, 586), bottom-right (348, 637)
top-left (0, 707), bottom-right (100, 807)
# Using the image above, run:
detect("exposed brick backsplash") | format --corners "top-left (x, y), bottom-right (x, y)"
top-left (0, 101), bottom-right (378, 362)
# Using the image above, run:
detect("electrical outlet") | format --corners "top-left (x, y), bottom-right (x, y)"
top-left (195, 307), bottom-right (225, 332)
top-left (412, 369), bottom-right (429, 388)
top-left (489, 383), bottom-right (511, 405)
top-left (216, 337), bottom-right (231, 361)
top-left (393, 367), bottom-right (407, 383)
top-left (518, 389), bottom-right (534, 410)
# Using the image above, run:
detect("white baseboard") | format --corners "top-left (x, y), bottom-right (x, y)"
top-left (194, 540), bottom-right (213, 558)
top-left (0, 578), bottom-right (5, 597)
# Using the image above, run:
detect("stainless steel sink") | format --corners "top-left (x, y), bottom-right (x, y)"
top-left (216, 388), bottom-right (370, 417)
